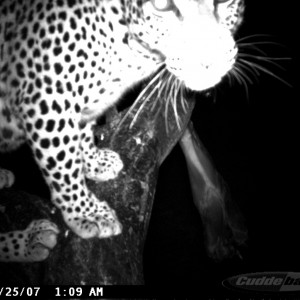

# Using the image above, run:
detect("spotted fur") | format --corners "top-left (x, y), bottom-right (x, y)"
top-left (0, 0), bottom-right (244, 262)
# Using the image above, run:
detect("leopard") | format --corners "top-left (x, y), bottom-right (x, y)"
top-left (0, 0), bottom-right (244, 262)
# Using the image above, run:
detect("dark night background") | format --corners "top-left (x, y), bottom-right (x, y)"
top-left (144, 0), bottom-right (297, 296)
top-left (0, 0), bottom-right (296, 298)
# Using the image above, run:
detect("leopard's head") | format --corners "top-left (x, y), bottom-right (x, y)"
top-left (128, 0), bottom-right (244, 91)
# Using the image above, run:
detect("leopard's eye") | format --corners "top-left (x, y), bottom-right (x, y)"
top-left (150, 0), bottom-right (174, 12)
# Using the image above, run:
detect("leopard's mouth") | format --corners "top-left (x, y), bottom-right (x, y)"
top-left (164, 45), bottom-right (238, 92)
top-left (166, 61), bottom-right (235, 92)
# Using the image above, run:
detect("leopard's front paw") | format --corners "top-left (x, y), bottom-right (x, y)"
top-left (68, 215), bottom-right (122, 239)
top-left (63, 196), bottom-right (122, 239)
top-left (84, 149), bottom-right (123, 182)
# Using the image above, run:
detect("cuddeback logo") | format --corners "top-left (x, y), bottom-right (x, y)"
top-left (223, 272), bottom-right (300, 293)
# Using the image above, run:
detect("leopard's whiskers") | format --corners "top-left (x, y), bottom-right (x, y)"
top-left (170, 76), bottom-right (180, 130)
top-left (150, 68), bottom-right (170, 111)
top-left (238, 58), bottom-right (291, 87)
top-left (179, 81), bottom-right (187, 114)
top-left (236, 34), bottom-right (282, 44)
top-left (129, 67), bottom-right (170, 129)
top-left (162, 72), bottom-right (187, 134)
top-left (163, 72), bottom-right (174, 133)
top-left (231, 35), bottom-right (292, 93)
top-left (114, 65), bottom-right (164, 132)
top-left (231, 66), bottom-right (250, 100)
